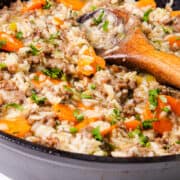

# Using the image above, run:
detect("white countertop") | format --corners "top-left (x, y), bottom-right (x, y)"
top-left (0, 173), bottom-right (11, 180)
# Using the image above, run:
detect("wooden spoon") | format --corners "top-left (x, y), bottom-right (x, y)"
top-left (78, 9), bottom-right (180, 88)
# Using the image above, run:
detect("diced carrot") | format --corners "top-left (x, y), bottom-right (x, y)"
top-left (0, 32), bottom-right (23, 52)
top-left (78, 47), bottom-right (106, 76)
top-left (54, 17), bottom-right (64, 26)
top-left (125, 120), bottom-right (141, 130)
top-left (136, 0), bottom-right (156, 8)
top-left (22, 0), bottom-right (46, 12)
top-left (77, 102), bottom-right (94, 110)
top-left (31, 72), bottom-right (47, 87)
top-left (57, 0), bottom-right (86, 11)
top-left (167, 36), bottom-right (180, 49)
top-left (75, 118), bottom-right (97, 131)
top-left (170, 11), bottom-right (180, 17)
top-left (166, 96), bottom-right (180, 116)
top-left (0, 117), bottom-right (30, 138)
top-left (153, 118), bottom-right (173, 134)
top-left (53, 104), bottom-right (76, 122)
top-left (143, 103), bottom-right (153, 120)
top-left (101, 125), bottom-right (117, 136)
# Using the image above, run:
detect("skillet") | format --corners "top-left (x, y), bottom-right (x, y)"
top-left (0, 0), bottom-right (179, 180)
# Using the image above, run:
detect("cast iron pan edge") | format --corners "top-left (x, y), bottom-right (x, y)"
top-left (0, 131), bottom-right (179, 163)
top-left (0, 0), bottom-right (179, 164)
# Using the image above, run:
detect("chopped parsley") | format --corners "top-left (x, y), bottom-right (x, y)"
top-left (142, 120), bottom-right (156, 130)
top-left (139, 135), bottom-right (150, 147)
top-left (162, 26), bottom-right (172, 34)
top-left (102, 20), bottom-right (109, 32)
top-left (0, 40), bottom-right (6, 48)
top-left (42, 68), bottom-right (62, 79)
top-left (4, 103), bottom-right (23, 111)
top-left (90, 84), bottom-right (96, 90)
top-left (81, 92), bottom-right (92, 99)
top-left (142, 9), bottom-right (153, 22)
top-left (162, 106), bottom-right (171, 113)
top-left (148, 89), bottom-right (160, 111)
top-left (73, 109), bottom-right (84, 122)
top-left (63, 85), bottom-right (73, 93)
top-left (91, 5), bottom-right (97, 11)
top-left (0, 63), bottom-right (7, 69)
top-left (128, 129), bottom-right (150, 147)
top-left (29, 44), bottom-right (40, 56)
top-left (176, 141), bottom-right (180, 144)
top-left (93, 10), bottom-right (104, 25)
top-left (128, 129), bottom-right (141, 138)
top-left (31, 91), bottom-right (46, 105)
top-left (92, 127), bottom-right (103, 141)
top-left (70, 127), bottom-right (78, 134)
top-left (110, 108), bottom-right (121, 125)
top-left (15, 31), bottom-right (23, 40)
top-left (43, 0), bottom-right (52, 9)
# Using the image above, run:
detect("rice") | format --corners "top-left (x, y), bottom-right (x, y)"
top-left (0, 0), bottom-right (179, 157)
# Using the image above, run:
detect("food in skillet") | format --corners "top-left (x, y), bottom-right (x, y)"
top-left (0, 0), bottom-right (179, 157)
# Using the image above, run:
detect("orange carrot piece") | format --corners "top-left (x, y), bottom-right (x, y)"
top-left (101, 125), bottom-right (117, 136)
top-left (0, 32), bottom-right (23, 52)
top-left (57, 0), bottom-right (86, 11)
top-left (170, 11), bottom-right (180, 17)
top-left (75, 118), bottom-right (97, 131)
top-left (166, 96), bottom-right (180, 116)
top-left (143, 103), bottom-right (153, 120)
top-left (153, 119), bottom-right (173, 134)
top-left (78, 47), bottom-right (106, 76)
top-left (0, 117), bottom-right (30, 138)
top-left (136, 0), bottom-right (156, 8)
top-left (22, 0), bottom-right (46, 12)
top-left (125, 120), bottom-right (141, 130)
top-left (53, 104), bottom-right (76, 122)
top-left (167, 36), bottom-right (180, 49)
top-left (54, 17), bottom-right (64, 26)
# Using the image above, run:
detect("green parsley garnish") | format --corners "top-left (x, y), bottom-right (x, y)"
top-left (110, 108), bottom-right (121, 125)
top-left (31, 91), bottom-right (46, 105)
top-left (43, 0), bottom-right (52, 9)
top-left (102, 20), bottom-right (109, 32)
top-left (148, 89), bottom-right (160, 111)
top-left (143, 9), bottom-right (153, 22)
top-left (162, 26), bottom-right (172, 34)
top-left (73, 109), bottom-right (84, 122)
top-left (93, 10), bottom-right (104, 25)
top-left (70, 127), bottom-right (78, 134)
top-left (15, 31), bottom-right (23, 40)
top-left (92, 127), bottom-right (103, 141)
top-left (0, 40), bottom-right (6, 48)
top-left (128, 129), bottom-right (141, 138)
top-left (0, 63), bottom-right (7, 69)
top-left (176, 141), bottom-right (180, 144)
top-left (90, 84), bottom-right (96, 90)
top-left (42, 68), bottom-right (62, 79)
top-left (139, 135), bottom-right (150, 147)
top-left (81, 92), bottom-right (92, 99)
top-left (142, 120), bottom-right (156, 130)
top-left (91, 5), bottom-right (97, 11)
top-left (29, 44), bottom-right (40, 56)
top-left (4, 103), bottom-right (23, 111)
top-left (128, 129), bottom-right (150, 147)
top-left (162, 106), bottom-right (171, 113)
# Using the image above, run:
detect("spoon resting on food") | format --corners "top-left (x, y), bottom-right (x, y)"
top-left (78, 9), bottom-right (180, 89)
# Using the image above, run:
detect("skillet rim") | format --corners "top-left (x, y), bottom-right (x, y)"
top-left (0, 131), bottom-right (179, 163)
